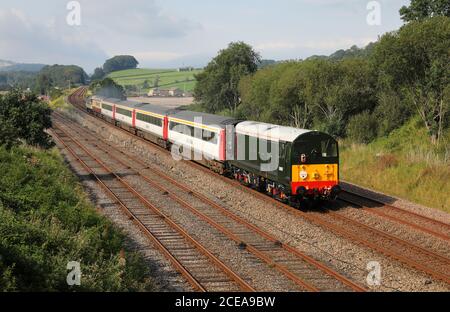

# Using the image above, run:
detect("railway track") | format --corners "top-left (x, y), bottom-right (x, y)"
top-left (65, 87), bottom-right (450, 286)
top-left (50, 123), bottom-right (254, 292)
top-left (52, 111), bottom-right (365, 292)
top-left (338, 190), bottom-right (450, 242)
top-left (187, 160), bottom-right (450, 285)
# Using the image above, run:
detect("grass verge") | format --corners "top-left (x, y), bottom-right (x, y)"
top-left (340, 118), bottom-right (450, 213)
top-left (0, 145), bottom-right (156, 291)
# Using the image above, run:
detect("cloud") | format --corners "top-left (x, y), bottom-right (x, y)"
top-left (0, 8), bottom-right (107, 71)
top-left (129, 51), bottom-right (184, 62)
top-left (0, 1), bottom-right (202, 71)
top-left (81, 0), bottom-right (201, 39)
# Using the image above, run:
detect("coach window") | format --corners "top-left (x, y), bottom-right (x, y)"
top-left (117, 108), bottom-right (132, 117)
top-left (102, 104), bottom-right (113, 111)
top-left (171, 122), bottom-right (193, 136)
top-left (202, 129), bottom-right (217, 144)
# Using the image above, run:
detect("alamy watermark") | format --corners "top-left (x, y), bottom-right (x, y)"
top-left (67, 261), bottom-right (81, 286)
top-left (66, 1), bottom-right (81, 26)
top-left (169, 117), bottom-right (280, 172)
top-left (366, 1), bottom-right (381, 26)
top-left (366, 261), bottom-right (381, 286)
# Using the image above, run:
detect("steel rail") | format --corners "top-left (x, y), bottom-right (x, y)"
top-left (51, 123), bottom-right (255, 292)
top-left (65, 87), bottom-right (450, 285)
top-left (339, 190), bottom-right (450, 241)
top-left (53, 112), bottom-right (365, 292)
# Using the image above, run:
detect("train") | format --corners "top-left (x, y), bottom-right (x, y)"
top-left (86, 96), bottom-right (341, 204)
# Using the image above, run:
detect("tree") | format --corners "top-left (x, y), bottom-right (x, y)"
top-left (142, 80), bottom-right (150, 89)
top-left (0, 89), bottom-right (53, 149)
top-left (90, 78), bottom-right (126, 100)
top-left (91, 67), bottom-right (105, 81)
top-left (103, 55), bottom-right (139, 74)
top-left (153, 75), bottom-right (160, 88)
top-left (372, 16), bottom-right (450, 144)
top-left (35, 65), bottom-right (88, 93)
top-left (400, 0), bottom-right (450, 22)
top-left (194, 42), bottom-right (261, 114)
top-left (346, 111), bottom-right (378, 143)
top-left (35, 73), bottom-right (53, 95)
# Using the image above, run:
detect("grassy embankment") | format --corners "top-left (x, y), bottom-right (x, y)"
top-left (108, 68), bottom-right (202, 92)
top-left (0, 145), bottom-right (155, 291)
top-left (340, 117), bottom-right (450, 212)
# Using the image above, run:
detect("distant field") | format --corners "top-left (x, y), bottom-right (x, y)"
top-left (108, 68), bottom-right (202, 92)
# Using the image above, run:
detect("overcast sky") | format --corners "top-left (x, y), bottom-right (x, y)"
top-left (0, 0), bottom-right (409, 73)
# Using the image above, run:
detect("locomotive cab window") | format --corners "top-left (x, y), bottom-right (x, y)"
top-left (320, 139), bottom-right (337, 158)
top-left (292, 132), bottom-right (338, 164)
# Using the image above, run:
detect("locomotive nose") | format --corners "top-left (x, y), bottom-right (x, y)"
top-left (331, 185), bottom-right (342, 199)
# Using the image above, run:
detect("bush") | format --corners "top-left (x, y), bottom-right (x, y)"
top-left (374, 91), bottom-right (412, 137)
top-left (346, 111), bottom-right (378, 143)
top-left (0, 90), bottom-right (53, 149)
top-left (0, 146), bottom-right (154, 291)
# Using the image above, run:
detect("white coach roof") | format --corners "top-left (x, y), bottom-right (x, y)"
top-left (235, 121), bottom-right (312, 142)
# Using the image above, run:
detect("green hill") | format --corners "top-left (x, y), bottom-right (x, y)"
top-left (108, 68), bottom-right (202, 93)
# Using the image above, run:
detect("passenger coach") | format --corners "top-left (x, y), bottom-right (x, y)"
top-left (86, 96), bottom-right (341, 203)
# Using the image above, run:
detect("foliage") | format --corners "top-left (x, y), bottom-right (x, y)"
top-left (91, 67), bottom-right (106, 81)
top-left (346, 111), bottom-right (378, 143)
top-left (307, 43), bottom-right (376, 61)
top-left (258, 59), bottom-right (277, 69)
top-left (103, 56), bottom-right (139, 74)
top-left (238, 57), bottom-right (377, 137)
top-left (400, 0), bottom-right (450, 22)
top-left (340, 118), bottom-right (450, 212)
top-left (372, 16), bottom-right (450, 144)
top-left (90, 78), bottom-right (126, 100)
top-left (0, 90), bottom-right (53, 149)
top-left (35, 65), bottom-right (88, 94)
top-left (0, 71), bottom-right (38, 90)
top-left (0, 146), bottom-right (155, 291)
top-left (194, 42), bottom-right (261, 114)
top-left (233, 16), bottom-right (449, 143)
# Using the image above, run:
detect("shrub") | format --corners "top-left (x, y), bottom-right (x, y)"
top-left (0, 146), bottom-right (154, 291)
top-left (346, 111), bottom-right (378, 143)
top-left (374, 91), bottom-right (412, 137)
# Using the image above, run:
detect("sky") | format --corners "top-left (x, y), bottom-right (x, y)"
top-left (0, 0), bottom-right (409, 73)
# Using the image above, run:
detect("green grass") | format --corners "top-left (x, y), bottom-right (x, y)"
top-left (340, 117), bottom-right (450, 213)
top-left (108, 68), bottom-right (202, 92)
top-left (0, 145), bottom-right (155, 291)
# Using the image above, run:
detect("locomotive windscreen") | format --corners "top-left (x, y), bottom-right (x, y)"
top-left (292, 132), bottom-right (338, 165)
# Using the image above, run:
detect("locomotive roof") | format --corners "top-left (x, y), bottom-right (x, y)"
top-left (235, 121), bottom-right (312, 142)
top-left (92, 96), bottom-right (239, 126)
top-left (168, 110), bottom-right (239, 128)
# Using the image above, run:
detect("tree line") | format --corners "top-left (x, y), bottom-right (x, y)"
top-left (194, 1), bottom-right (449, 145)
top-left (90, 55), bottom-right (139, 81)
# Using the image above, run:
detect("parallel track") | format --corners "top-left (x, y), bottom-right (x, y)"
top-left (338, 190), bottom-right (450, 242)
top-left (51, 123), bottom-right (254, 292)
top-left (65, 87), bottom-right (450, 286)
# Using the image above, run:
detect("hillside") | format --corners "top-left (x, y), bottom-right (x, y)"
top-left (0, 59), bottom-right (46, 72)
top-left (108, 68), bottom-right (202, 92)
top-left (340, 118), bottom-right (450, 212)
